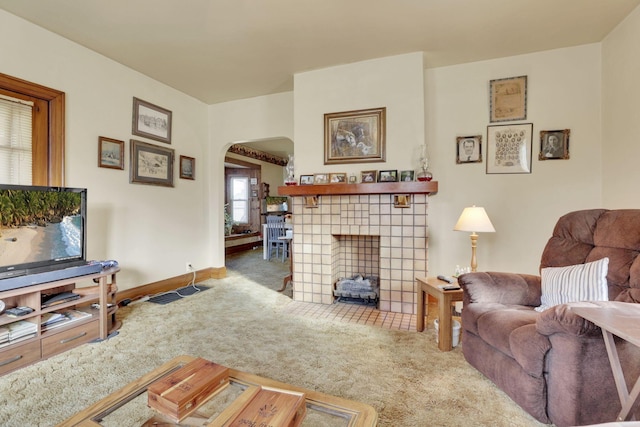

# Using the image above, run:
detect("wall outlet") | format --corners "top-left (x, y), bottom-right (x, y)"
top-left (186, 262), bottom-right (193, 272)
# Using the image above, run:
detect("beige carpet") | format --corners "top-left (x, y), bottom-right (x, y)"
top-left (0, 260), bottom-right (545, 426)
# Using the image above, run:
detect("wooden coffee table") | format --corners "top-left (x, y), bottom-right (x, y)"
top-left (57, 355), bottom-right (378, 426)
top-left (416, 276), bottom-right (463, 351)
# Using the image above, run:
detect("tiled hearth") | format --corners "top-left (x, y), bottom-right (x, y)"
top-left (289, 193), bottom-right (430, 314)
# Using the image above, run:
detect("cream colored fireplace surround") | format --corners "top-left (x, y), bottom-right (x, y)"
top-left (283, 183), bottom-right (436, 315)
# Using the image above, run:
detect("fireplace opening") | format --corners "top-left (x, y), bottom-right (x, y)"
top-left (331, 235), bottom-right (380, 306)
top-left (334, 274), bottom-right (379, 305)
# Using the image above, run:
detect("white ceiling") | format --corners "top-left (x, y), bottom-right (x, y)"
top-left (1, 0), bottom-right (638, 105)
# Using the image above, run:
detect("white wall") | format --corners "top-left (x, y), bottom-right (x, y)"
top-left (426, 45), bottom-right (603, 276)
top-left (0, 10), bottom-right (210, 290)
top-left (602, 5), bottom-right (640, 207)
top-left (208, 92), bottom-right (294, 268)
top-left (293, 52), bottom-right (426, 177)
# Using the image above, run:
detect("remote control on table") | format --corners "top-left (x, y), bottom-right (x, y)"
top-left (437, 275), bottom-right (454, 284)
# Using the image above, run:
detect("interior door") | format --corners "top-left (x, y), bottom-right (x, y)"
top-left (225, 163), bottom-right (261, 234)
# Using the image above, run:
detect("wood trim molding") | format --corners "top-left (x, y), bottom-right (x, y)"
top-left (228, 144), bottom-right (287, 166)
top-left (116, 267), bottom-right (226, 304)
top-left (278, 181), bottom-right (438, 196)
top-left (0, 73), bottom-right (65, 186)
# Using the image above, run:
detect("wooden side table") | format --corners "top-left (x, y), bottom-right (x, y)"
top-left (571, 301), bottom-right (640, 421)
top-left (416, 276), bottom-right (463, 351)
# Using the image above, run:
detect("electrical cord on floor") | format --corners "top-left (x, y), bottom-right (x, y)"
top-left (148, 269), bottom-right (199, 300)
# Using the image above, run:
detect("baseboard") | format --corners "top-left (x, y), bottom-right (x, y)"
top-left (116, 266), bottom-right (226, 304)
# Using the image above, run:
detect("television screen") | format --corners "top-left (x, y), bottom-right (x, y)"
top-left (0, 185), bottom-right (87, 279)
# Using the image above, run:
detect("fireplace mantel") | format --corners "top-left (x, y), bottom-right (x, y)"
top-left (278, 181), bottom-right (437, 197)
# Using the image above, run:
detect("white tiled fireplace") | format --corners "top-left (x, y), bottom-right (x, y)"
top-left (284, 184), bottom-right (434, 315)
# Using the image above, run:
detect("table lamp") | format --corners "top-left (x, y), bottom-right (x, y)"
top-left (453, 205), bottom-right (495, 272)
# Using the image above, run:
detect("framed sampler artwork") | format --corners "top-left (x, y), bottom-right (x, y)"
top-left (324, 107), bottom-right (386, 165)
top-left (489, 76), bottom-right (527, 123)
top-left (486, 123), bottom-right (533, 174)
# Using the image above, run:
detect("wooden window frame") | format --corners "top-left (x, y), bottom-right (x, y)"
top-left (0, 73), bottom-right (65, 186)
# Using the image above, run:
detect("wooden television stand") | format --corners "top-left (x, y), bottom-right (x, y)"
top-left (0, 267), bottom-right (120, 376)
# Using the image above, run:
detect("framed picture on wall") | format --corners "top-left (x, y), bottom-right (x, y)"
top-left (98, 136), bottom-right (124, 170)
top-left (132, 97), bottom-right (172, 144)
top-left (489, 76), bottom-right (527, 123)
top-left (324, 107), bottom-right (386, 164)
top-left (456, 135), bottom-right (482, 164)
top-left (130, 139), bottom-right (175, 187)
top-left (539, 129), bottom-right (570, 160)
top-left (179, 155), bottom-right (195, 179)
top-left (486, 123), bottom-right (533, 174)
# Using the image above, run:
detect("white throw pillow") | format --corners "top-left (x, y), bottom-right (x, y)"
top-left (535, 257), bottom-right (609, 312)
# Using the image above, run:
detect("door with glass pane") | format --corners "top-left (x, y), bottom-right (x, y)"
top-left (225, 166), bottom-right (261, 234)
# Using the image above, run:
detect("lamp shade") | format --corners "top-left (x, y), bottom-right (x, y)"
top-left (453, 206), bottom-right (495, 233)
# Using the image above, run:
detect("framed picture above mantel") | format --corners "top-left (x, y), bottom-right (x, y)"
top-left (324, 107), bottom-right (386, 165)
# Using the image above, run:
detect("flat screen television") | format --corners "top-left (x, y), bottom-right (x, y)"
top-left (0, 184), bottom-right (89, 282)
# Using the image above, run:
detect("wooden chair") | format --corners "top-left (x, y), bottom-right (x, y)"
top-left (266, 216), bottom-right (288, 262)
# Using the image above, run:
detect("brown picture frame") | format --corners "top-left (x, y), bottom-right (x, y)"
top-left (130, 139), bottom-right (175, 187)
top-left (539, 129), bottom-right (570, 160)
top-left (98, 136), bottom-right (124, 170)
top-left (360, 170), bottom-right (377, 183)
top-left (179, 155), bottom-right (195, 180)
top-left (324, 107), bottom-right (386, 164)
top-left (132, 97), bottom-right (172, 144)
top-left (329, 173), bottom-right (347, 183)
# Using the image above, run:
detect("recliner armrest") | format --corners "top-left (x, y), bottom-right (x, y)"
top-left (458, 272), bottom-right (542, 306)
top-left (536, 303), bottom-right (601, 337)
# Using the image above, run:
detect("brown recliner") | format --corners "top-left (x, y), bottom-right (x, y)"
top-left (458, 209), bottom-right (640, 426)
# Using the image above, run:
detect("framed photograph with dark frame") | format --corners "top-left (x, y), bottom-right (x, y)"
top-left (456, 135), bottom-right (483, 164)
top-left (539, 129), bottom-right (570, 160)
top-left (299, 175), bottom-right (314, 185)
top-left (179, 155), bottom-right (195, 180)
top-left (489, 76), bottom-right (527, 123)
top-left (378, 169), bottom-right (397, 182)
top-left (324, 107), bottom-right (386, 165)
top-left (130, 139), bottom-right (175, 187)
top-left (400, 170), bottom-right (414, 182)
top-left (132, 97), bottom-right (172, 144)
top-left (98, 136), bottom-right (124, 170)
top-left (486, 123), bottom-right (533, 174)
top-left (361, 170), bottom-right (377, 183)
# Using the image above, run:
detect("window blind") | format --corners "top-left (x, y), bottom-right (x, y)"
top-left (0, 95), bottom-right (33, 185)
